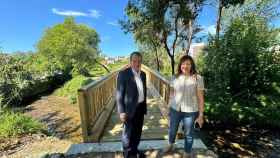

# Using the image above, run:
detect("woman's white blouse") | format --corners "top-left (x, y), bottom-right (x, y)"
top-left (169, 74), bottom-right (205, 112)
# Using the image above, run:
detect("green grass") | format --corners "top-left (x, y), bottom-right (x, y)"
top-left (108, 60), bottom-right (128, 70)
top-left (0, 110), bottom-right (44, 138)
top-left (89, 65), bottom-right (108, 77)
top-left (89, 60), bottom-right (128, 76)
top-left (54, 75), bottom-right (94, 104)
top-left (55, 61), bottom-right (127, 104)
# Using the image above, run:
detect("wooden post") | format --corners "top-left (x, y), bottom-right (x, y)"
top-left (78, 89), bottom-right (90, 142)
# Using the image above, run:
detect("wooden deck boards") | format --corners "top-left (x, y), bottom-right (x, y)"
top-left (100, 86), bottom-right (169, 142)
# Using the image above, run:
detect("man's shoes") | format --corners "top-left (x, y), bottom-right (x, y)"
top-left (162, 143), bottom-right (175, 153)
top-left (123, 152), bottom-right (137, 158)
top-left (136, 150), bottom-right (146, 158)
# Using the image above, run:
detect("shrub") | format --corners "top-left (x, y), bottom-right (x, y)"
top-left (202, 14), bottom-right (280, 128)
top-left (0, 110), bottom-right (44, 138)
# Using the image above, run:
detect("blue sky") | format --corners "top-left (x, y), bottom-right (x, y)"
top-left (0, 1), bottom-right (279, 57)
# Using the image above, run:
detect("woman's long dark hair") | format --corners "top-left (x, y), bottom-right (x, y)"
top-left (176, 55), bottom-right (197, 78)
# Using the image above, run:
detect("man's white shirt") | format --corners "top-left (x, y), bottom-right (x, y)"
top-left (132, 68), bottom-right (144, 103)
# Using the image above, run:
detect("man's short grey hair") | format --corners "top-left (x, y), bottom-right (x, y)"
top-left (130, 51), bottom-right (142, 61)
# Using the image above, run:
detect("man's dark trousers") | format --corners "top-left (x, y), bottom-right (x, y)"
top-left (122, 102), bottom-right (145, 158)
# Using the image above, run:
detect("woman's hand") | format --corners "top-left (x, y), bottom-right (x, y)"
top-left (195, 114), bottom-right (204, 128)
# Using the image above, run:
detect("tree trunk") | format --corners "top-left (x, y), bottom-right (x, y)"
top-left (216, 0), bottom-right (223, 40)
top-left (94, 59), bottom-right (110, 73)
top-left (186, 19), bottom-right (193, 55)
top-left (155, 49), bottom-right (160, 72)
top-left (164, 38), bottom-right (175, 75)
top-left (151, 40), bottom-right (160, 72)
top-left (170, 15), bottom-right (179, 75)
top-left (171, 57), bottom-right (175, 75)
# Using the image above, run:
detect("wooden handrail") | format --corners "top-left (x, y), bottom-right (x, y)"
top-left (78, 65), bottom-right (127, 142)
top-left (141, 65), bottom-right (171, 104)
top-left (78, 64), bottom-right (171, 142)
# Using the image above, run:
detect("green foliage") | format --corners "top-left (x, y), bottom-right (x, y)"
top-left (204, 82), bottom-right (280, 128)
top-left (202, 13), bottom-right (280, 127)
top-left (141, 49), bottom-right (163, 71)
top-left (37, 17), bottom-right (100, 76)
top-left (121, 0), bottom-right (204, 75)
top-left (205, 14), bottom-right (279, 97)
top-left (54, 60), bottom-right (128, 104)
top-left (24, 53), bottom-right (64, 76)
top-left (222, 0), bottom-right (280, 28)
top-left (0, 17), bottom-right (105, 109)
top-left (195, 50), bottom-right (206, 74)
top-left (108, 59), bottom-right (128, 70)
top-left (0, 110), bottom-right (44, 138)
top-left (0, 53), bottom-right (71, 108)
top-left (0, 54), bottom-right (33, 108)
top-left (54, 75), bottom-right (94, 104)
top-left (141, 46), bottom-right (184, 78)
top-left (221, 0), bottom-right (245, 7)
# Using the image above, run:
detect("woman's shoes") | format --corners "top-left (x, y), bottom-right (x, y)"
top-left (162, 145), bottom-right (195, 158)
top-left (162, 143), bottom-right (175, 153)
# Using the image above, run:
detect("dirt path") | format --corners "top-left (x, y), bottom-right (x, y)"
top-left (23, 94), bottom-right (82, 143)
top-left (0, 93), bottom-right (82, 158)
top-left (0, 134), bottom-right (72, 158)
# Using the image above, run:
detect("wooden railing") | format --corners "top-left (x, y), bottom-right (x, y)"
top-left (141, 65), bottom-right (171, 104)
top-left (78, 64), bottom-right (171, 142)
top-left (78, 66), bottom-right (126, 142)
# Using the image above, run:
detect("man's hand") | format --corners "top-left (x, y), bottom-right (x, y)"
top-left (119, 113), bottom-right (127, 123)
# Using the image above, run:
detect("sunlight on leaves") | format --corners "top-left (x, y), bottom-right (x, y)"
top-left (231, 142), bottom-right (244, 151)
top-left (230, 142), bottom-right (256, 156)
top-left (109, 123), bottom-right (123, 135)
top-left (159, 118), bottom-right (168, 127)
top-left (142, 125), bottom-right (149, 131)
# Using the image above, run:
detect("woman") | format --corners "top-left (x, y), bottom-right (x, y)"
top-left (163, 55), bottom-right (205, 158)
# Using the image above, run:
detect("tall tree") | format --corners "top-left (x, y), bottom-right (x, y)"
top-left (215, 0), bottom-right (245, 39)
top-left (121, 0), bottom-right (204, 75)
top-left (178, 0), bottom-right (204, 54)
top-left (131, 14), bottom-right (162, 71)
top-left (222, 0), bottom-right (280, 27)
top-left (37, 17), bottom-right (108, 76)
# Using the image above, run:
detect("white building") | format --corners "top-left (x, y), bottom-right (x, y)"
top-left (188, 43), bottom-right (206, 60)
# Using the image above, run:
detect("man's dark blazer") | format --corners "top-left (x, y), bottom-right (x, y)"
top-left (116, 67), bottom-right (147, 119)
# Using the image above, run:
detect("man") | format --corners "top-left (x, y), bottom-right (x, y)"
top-left (116, 51), bottom-right (147, 158)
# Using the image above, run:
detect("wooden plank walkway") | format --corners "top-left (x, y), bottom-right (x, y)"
top-left (65, 84), bottom-right (217, 157)
top-left (101, 85), bottom-right (169, 142)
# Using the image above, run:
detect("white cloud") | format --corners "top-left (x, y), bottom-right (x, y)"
top-left (52, 8), bottom-right (101, 18)
top-left (107, 21), bottom-right (119, 26)
top-left (88, 10), bottom-right (101, 18)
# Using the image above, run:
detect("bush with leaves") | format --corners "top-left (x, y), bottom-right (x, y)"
top-left (0, 54), bottom-right (33, 109)
top-left (37, 17), bottom-right (100, 76)
top-left (0, 53), bottom-right (71, 109)
top-left (0, 110), bottom-right (44, 138)
top-left (202, 14), bottom-right (280, 127)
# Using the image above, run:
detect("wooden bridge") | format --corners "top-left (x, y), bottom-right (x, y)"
top-left (65, 65), bottom-right (217, 158)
